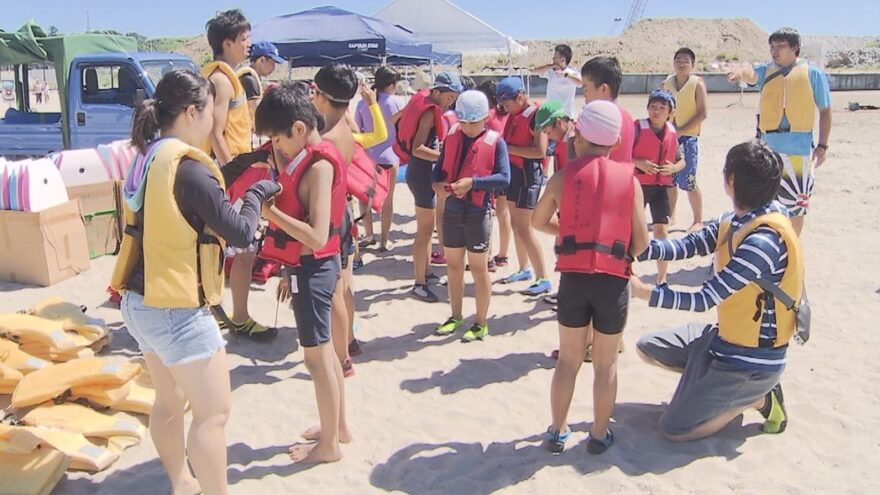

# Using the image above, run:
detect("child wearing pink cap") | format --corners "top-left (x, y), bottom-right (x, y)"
top-left (533, 100), bottom-right (649, 455)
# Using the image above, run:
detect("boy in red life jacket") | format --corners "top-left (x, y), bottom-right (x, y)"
top-left (431, 91), bottom-right (511, 342)
top-left (580, 57), bottom-right (634, 165)
top-left (633, 89), bottom-right (685, 285)
top-left (311, 63), bottom-right (361, 380)
top-left (496, 76), bottom-right (552, 296)
top-left (255, 84), bottom-right (349, 464)
top-left (532, 100), bottom-right (649, 455)
top-left (535, 100), bottom-right (575, 173)
top-left (394, 72), bottom-right (464, 303)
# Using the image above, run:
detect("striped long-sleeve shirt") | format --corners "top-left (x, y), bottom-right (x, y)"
top-left (638, 202), bottom-right (791, 371)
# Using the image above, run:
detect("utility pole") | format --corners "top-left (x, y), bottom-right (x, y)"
top-left (86, 10), bottom-right (91, 32)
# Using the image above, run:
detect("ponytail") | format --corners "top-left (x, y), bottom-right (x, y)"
top-left (129, 70), bottom-right (213, 154)
top-left (131, 99), bottom-right (160, 154)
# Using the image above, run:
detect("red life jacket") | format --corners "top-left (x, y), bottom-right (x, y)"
top-left (553, 135), bottom-right (570, 174)
top-left (442, 110), bottom-right (458, 135)
top-left (502, 103), bottom-right (539, 168)
top-left (555, 155), bottom-right (635, 279)
top-left (348, 143), bottom-right (390, 212)
top-left (261, 140), bottom-right (347, 267)
top-left (393, 89), bottom-right (445, 163)
top-left (440, 127), bottom-right (500, 208)
top-left (486, 108), bottom-right (508, 133)
top-left (610, 105), bottom-right (635, 164)
top-left (227, 142), bottom-right (273, 205)
top-left (632, 119), bottom-right (677, 186)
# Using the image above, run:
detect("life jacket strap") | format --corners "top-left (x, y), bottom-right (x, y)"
top-left (554, 235), bottom-right (631, 261)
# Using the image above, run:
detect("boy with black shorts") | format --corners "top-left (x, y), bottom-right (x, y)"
top-left (432, 91), bottom-right (511, 342)
top-left (496, 76), bottom-right (551, 296)
top-left (256, 84), bottom-right (349, 463)
top-left (633, 89), bottom-right (685, 285)
top-left (533, 101), bottom-right (648, 455)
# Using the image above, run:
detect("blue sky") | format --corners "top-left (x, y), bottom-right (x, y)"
top-left (2, 0), bottom-right (877, 39)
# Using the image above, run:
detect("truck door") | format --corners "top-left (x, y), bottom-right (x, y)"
top-left (70, 63), bottom-right (144, 149)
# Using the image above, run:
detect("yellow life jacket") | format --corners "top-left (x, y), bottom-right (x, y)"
top-left (663, 74), bottom-right (701, 136)
top-left (236, 65), bottom-right (263, 99)
top-left (11, 357), bottom-right (142, 408)
top-left (715, 212), bottom-right (804, 348)
top-left (758, 60), bottom-right (815, 133)
top-left (110, 139), bottom-right (227, 308)
top-left (201, 61), bottom-right (253, 156)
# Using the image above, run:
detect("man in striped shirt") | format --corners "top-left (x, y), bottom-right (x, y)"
top-left (631, 140), bottom-right (804, 441)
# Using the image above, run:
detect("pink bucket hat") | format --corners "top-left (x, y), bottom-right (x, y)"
top-left (576, 100), bottom-right (622, 146)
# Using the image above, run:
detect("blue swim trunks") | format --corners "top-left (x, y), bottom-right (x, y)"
top-left (674, 136), bottom-right (699, 191)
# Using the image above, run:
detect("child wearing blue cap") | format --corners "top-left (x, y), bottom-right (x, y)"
top-left (495, 76), bottom-right (552, 297)
top-left (632, 89), bottom-right (685, 285)
top-left (393, 72), bottom-right (464, 303)
top-left (431, 90), bottom-right (511, 341)
top-left (239, 41), bottom-right (285, 124)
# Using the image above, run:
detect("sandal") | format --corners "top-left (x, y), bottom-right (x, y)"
top-left (358, 237), bottom-right (377, 249)
top-left (586, 429), bottom-right (614, 455)
top-left (544, 426), bottom-right (571, 454)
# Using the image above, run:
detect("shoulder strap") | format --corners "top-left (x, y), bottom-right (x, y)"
top-left (724, 219), bottom-right (798, 310)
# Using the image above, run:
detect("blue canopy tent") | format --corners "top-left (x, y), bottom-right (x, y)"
top-left (251, 6), bottom-right (461, 67)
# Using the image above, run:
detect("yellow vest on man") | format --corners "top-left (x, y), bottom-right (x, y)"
top-left (111, 139), bottom-right (227, 308)
top-left (758, 60), bottom-right (815, 133)
top-left (662, 74), bottom-right (701, 136)
top-left (201, 61), bottom-right (253, 157)
top-left (715, 212), bottom-right (804, 348)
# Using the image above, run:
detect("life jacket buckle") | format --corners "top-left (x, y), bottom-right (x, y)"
top-left (558, 235), bottom-right (577, 255)
top-left (611, 240), bottom-right (627, 260)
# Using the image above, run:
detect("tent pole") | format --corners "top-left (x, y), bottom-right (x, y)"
top-left (430, 59), bottom-right (435, 81)
top-left (287, 60), bottom-right (292, 81)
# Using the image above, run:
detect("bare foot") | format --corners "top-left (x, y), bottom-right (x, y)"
top-left (172, 477), bottom-right (201, 495)
top-left (687, 222), bottom-right (703, 233)
top-left (288, 442), bottom-right (342, 464)
top-left (298, 425), bottom-right (353, 444)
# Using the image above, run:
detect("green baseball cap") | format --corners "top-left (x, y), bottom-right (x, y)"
top-left (535, 100), bottom-right (568, 130)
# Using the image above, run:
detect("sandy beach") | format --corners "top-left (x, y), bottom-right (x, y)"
top-left (2, 90), bottom-right (879, 494)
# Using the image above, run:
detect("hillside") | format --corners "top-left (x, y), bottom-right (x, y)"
top-left (150, 18), bottom-right (880, 75)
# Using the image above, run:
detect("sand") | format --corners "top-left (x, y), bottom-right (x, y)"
top-left (2, 90), bottom-right (879, 494)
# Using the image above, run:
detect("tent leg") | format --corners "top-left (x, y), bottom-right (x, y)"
top-left (430, 60), bottom-right (435, 82)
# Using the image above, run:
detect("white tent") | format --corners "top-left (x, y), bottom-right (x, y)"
top-left (375, 0), bottom-right (528, 57)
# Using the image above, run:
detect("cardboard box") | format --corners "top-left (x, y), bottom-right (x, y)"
top-left (0, 200), bottom-right (91, 286)
top-left (66, 181), bottom-right (122, 259)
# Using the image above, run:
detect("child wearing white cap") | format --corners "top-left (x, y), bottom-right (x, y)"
top-left (432, 90), bottom-right (511, 342)
top-left (532, 100), bottom-right (649, 455)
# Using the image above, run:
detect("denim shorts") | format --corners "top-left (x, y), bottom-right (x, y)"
top-left (674, 136), bottom-right (699, 191)
top-left (121, 291), bottom-right (226, 366)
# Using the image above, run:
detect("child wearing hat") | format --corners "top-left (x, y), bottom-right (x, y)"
top-left (496, 76), bottom-right (552, 296)
top-left (432, 90), bottom-right (511, 342)
top-left (533, 100), bottom-right (649, 455)
top-left (632, 89), bottom-right (685, 285)
top-left (535, 100), bottom-right (575, 173)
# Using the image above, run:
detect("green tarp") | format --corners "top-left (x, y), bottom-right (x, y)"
top-left (1, 20), bottom-right (137, 147)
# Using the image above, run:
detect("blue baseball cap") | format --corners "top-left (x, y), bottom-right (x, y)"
top-left (431, 72), bottom-right (465, 93)
top-left (496, 76), bottom-right (524, 102)
top-left (250, 41), bottom-right (285, 64)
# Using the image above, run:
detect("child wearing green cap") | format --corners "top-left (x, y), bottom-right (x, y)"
top-left (535, 100), bottom-right (575, 173)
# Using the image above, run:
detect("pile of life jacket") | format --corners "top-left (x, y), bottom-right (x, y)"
top-left (1, 298), bottom-right (155, 491)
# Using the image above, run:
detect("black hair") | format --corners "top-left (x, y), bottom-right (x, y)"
top-left (372, 66), bottom-right (400, 91)
top-left (674, 47), bottom-right (696, 63)
top-left (554, 44), bottom-right (573, 65)
top-left (477, 79), bottom-right (499, 108)
top-left (255, 81), bottom-right (322, 137)
top-left (723, 140), bottom-right (784, 210)
top-left (249, 54), bottom-right (267, 63)
top-left (769, 27), bottom-right (801, 56)
top-left (461, 76), bottom-right (476, 90)
top-left (206, 9), bottom-right (251, 58)
top-left (130, 70), bottom-right (214, 153)
top-left (580, 56), bottom-right (622, 99)
top-left (314, 63), bottom-right (358, 110)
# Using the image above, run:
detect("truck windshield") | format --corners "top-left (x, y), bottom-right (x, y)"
top-left (141, 60), bottom-right (199, 86)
